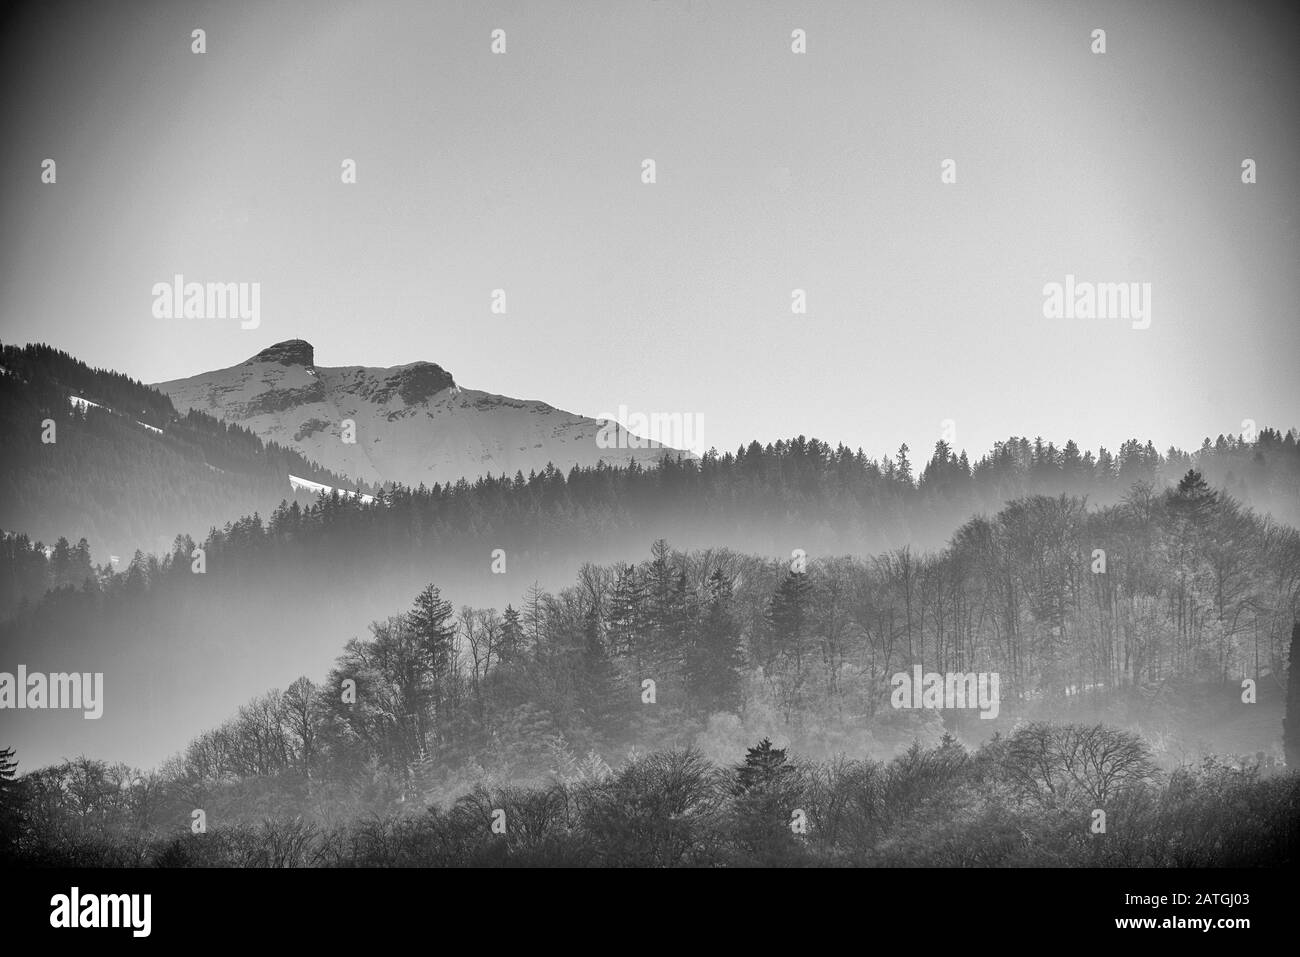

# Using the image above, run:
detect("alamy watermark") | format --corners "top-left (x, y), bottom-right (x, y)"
top-left (890, 667), bottom-right (1000, 719)
top-left (50, 887), bottom-right (150, 937)
top-left (596, 405), bottom-right (704, 454)
top-left (151, 274), bottom-right (260, 329)
top-left (1042, 274), bottom-right (1151, 330)
top-left (0, 666), bottom-right (103, 719)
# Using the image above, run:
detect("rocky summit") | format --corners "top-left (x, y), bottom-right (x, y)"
top-left (154, 340), bottom-right (681, 487)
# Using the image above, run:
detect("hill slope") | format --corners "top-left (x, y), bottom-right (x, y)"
top-left (0, 341), bottom-right (362, 566)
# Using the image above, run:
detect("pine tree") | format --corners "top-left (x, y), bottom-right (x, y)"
top-left (766, 568), bottom-right (813, 671)
top-left (125, 549), bottom-right (149, 592)
top-left (896, 443), bottom-right (913, 485)
top-left (0, 746), bottom-right (22, 858)
top-left (50, 537), bottom-right (71, 588)
top-left (500, 604), bottom-right (524, 663)
top-left (730, 737), bottom-right (805, 863)
top-left (646, 540), bottom-right (677, 641)
top-left (578, 599), bottom-right (626, 741)
top-left (1168, 469), bottom-right (1218, 525)
top-left (660, 569), bottom-right (693, 677)
top-left (608, 564), bottom-right (648, 663)
top-left (1286, 622), bottom-right (1300, 769)
top-left (407, 584), bottom-right (457, 746)
top-left (687, 570), bottom-right (745, 715)
top-left (733, 738), bottom-right (793, 793)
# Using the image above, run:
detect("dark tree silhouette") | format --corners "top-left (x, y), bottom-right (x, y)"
top-left (1286, 623), bottom-right (1300, 769)
top-left (0, 746), bottom-right (22, 859)
top-left (734, 738), bottom-right (792, 794)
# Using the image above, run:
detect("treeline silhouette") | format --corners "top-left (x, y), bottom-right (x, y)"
top-left (4, 735), bottom-right (1295, 867)
top-left (3, 419), bottom-right (1298, 621)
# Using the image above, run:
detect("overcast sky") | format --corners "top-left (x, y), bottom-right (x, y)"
top-left (2, 0), bottom-right (1297, 461)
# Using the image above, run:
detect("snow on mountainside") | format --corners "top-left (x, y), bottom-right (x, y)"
top-left (290, 474), bottom-right (375, 504)
top-left (154, 340), bottom-right (685, 487)
top-left (69, 394), bottom-right (164, 434)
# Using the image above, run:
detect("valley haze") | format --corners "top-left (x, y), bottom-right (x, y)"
top-left (0, 0), bottom-right (1296, 883)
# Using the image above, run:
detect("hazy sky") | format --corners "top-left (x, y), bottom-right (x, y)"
top-left (2, 0), bottom-right (1297, 462)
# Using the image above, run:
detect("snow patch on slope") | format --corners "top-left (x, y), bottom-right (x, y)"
top-left (69, 395), bottom-right (164, 434)
top-left (289, 474), bottom-right (375, 504)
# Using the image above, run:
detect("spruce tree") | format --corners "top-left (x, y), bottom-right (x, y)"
top-left (687, 570), bottom-right (745, 715)
top-left (730, 738), bottom-right (804, 864)
top-left (766, 568), bottom-right (813, 672)
top-left (0, 746), bottom-right (21, 859)
top-left (1286, 622), bottom-right (1300, 769)
top-left (645, 540), bottom-right (678, 663)
top-left (500, 604), bottom-right (524, 663)
top-left (1168, 468), bottom-right (1218, 525)
top-left (734, 738), bottom-right (792, 793)
top-left (407, 584), bottom-right (456, 745)
top-left (578, 600), bottom-right (626, 741)
top-left (608, 564), bottom-right (648, 663)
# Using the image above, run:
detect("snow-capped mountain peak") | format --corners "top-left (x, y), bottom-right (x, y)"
top-left (154, 340), bottom-right (682, 487)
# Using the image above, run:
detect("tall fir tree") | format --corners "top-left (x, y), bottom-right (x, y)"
top-left (687, 569), bottom-right (745, 715)
top-left (578, 599), bottom-right (627, 742)
top-left (765, 568), bottom-right (814, 672)
top-left (499, 604), bottom-right (524, 664)
top-left (734, 738), bottom-right (792, 793)
top-left (0, 746), bottom-right (22, 860)
top-left (608, 563), bottom-right (648, 664)
top-left (407, 584), bottom-right (457, 746)
top-left (1286, 622), bottom-right (1300, 769)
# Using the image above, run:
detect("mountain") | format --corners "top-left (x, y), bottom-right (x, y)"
top-left (154, 340), bottom-right (686, 487)
top-left (0, 341), bottom-right (362, 572)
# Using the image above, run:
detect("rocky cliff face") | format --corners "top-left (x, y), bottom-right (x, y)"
top-left (155, 340), bottom-right (681, 487)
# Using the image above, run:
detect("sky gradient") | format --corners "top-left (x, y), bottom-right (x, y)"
top-left (2, 0), bottom-right (1297, 462)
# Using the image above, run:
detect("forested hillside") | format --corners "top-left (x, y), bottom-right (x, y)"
top-left (4, 472), bottom-right (1297, 868)
top-left (4, 340), bottom-right (1297, 620)
top-left (154, 472), bottom-right (1300, 795)
top-left (4, 467), bottom-right (1296, 781)
top-left (0, 341), bottom-right (368, 573)
top-left (4, 418), bottom-right (1298, 621)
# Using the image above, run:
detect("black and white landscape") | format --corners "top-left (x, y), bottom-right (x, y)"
top-left (2, 0), bottom-right (1299, 895)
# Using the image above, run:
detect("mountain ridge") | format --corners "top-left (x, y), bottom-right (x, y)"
top-left (154, 339), bottom-right (685, 488)
top-left (0, 339), bottom-right (363, 564)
